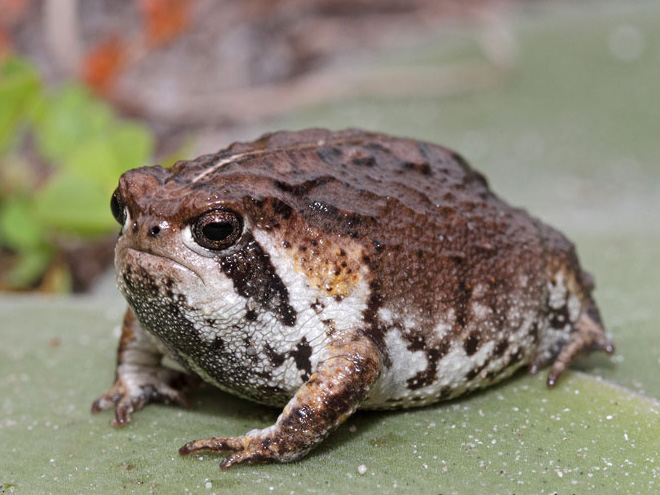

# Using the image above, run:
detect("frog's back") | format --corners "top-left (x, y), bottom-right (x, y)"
top-left (205, 128), bottom-right (495, 230)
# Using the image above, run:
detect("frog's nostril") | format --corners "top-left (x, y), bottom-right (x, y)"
top-left (149, 225), bottom-right (161, 237)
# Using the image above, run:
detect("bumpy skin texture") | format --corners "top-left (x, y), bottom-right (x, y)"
top-left (92, 129), bottom-right (614, 469)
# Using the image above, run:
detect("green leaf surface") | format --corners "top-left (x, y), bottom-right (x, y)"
top-left (0, 298), bottom-right (659, 495)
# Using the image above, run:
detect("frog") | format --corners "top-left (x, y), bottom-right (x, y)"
top-left (92, 128), bottom-right (614, 469)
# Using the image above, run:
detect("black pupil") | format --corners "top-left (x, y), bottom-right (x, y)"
top-left (203, 222), bottom-right (234, 241)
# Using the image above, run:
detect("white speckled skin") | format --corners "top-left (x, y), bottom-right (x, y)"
top-left (92, 129), bottom-right (614, 468)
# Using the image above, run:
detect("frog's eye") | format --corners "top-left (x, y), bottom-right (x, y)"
top-left (110, 189), bottom-right (127, 225)
top-left (192, 209), bottom-right (243, 250)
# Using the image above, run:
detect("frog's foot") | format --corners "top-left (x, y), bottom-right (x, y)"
top-left (91, 364), bottom-right (199, 426)
top-left (179, 430), bottom-right (307, 470)
top-left (530, 312), bottom-right (614, 388)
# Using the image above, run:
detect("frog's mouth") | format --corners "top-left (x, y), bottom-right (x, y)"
top-left (116, 247), bottom-right (205, 284)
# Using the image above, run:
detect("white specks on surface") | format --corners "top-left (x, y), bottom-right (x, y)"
top-left (357, 464), bottom-right (368, 475)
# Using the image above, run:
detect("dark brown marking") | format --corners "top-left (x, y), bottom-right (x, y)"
top-left (454, 281), bottom-right (473, 331)
top-left (464, 330), bottom-right (481, 356)
top-left (494, 339), bottom-right (509, 357)
top-left (549, 303), bottom-right (570, 329)
top-left (352, 156), bottom-right (376, 167)
top-left (402, 161), bottom-right (432, 176)
top-left (309, 200), bottom-right (340, 218)
top-left (289, 337), bottom-right (313, 381)
top-left (316, 147), bottom-right (342, 164)
top-left (439, 385), bottom-right (453, 400)
top-left (270, 198), bottom-right (293, 219)
top-left (220, 235), bottom-right (297, 327)
top-left (274, 176), bottom-right (336, 197)
top-left (406, 340), bottom-right (450, 390)
top-left (264, 343), bottom-right (286, 367)
top-left (361, 286), bottom-right (392, 368)
top-left (212, 336), bottom-right (225, 351)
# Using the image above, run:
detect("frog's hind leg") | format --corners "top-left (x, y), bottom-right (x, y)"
top-left (178, 332), bottom-right (382, 469)
top-left (545, 308), bottom-right (614, 387)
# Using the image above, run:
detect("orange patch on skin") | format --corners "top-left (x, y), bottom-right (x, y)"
top-left (290, 235), bottom-right (365, 298)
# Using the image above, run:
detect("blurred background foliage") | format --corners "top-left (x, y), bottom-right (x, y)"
top-left (0, 56), bottom-right (155, 291)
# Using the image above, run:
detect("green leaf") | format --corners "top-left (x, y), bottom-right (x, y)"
top-left (0, 196), bottom-right (44, 250)
top-left (109, 121), bottom-right (154, 174)
top-left (2, 246), bottom-right (52, 288)
top-left (62, 123), bottom-right (154, 196)
top-left (31, 84), bottom-right (114, 164)
top-left (0, 57), bottom-right (41, 153)
top-left (33, 174), bottom-right (116, 236)
top-left (63, 136), bottom-right (124, 195)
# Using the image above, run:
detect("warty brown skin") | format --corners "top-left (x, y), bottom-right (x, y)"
top-left (92, 129), bottom-right (614, 469)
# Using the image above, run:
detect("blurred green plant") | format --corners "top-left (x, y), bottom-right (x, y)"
top-left (0, 56), bottom-right (154, 291)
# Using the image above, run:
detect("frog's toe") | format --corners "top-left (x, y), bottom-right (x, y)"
top-left (179, 436), bottom-right (242, 456)
top-left (546, 313), bottom-right (614, 388)
top-left (91, 380), bottom-right (126, 413)
top-left (219, 448), bottom-right (272, 470)
top-left (179, 435), bottom-right (281, 469)
top-left (91, 380), bottom-right (138, 426)
top-left (91, 393), bottom-right (116, 413)
top-left (93, 367), bottom-right (198, 426)
top-left (111, 396), bottom-right (138, 426)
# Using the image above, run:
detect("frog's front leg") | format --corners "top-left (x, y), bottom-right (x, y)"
top-left (179, 332), bottom-right (382, 469)
top-left (92, 308), bottom-right (199, 426)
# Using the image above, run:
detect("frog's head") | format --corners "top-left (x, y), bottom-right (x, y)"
top-left (110, 162), bottom-right (301, 341)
